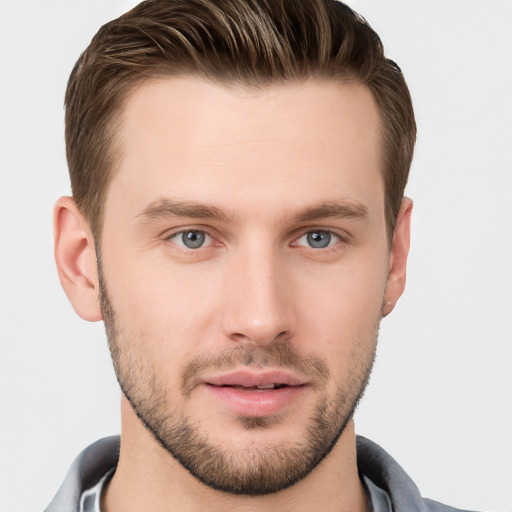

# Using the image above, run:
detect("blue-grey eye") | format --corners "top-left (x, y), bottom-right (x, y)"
top-left (171, 230), bottom-right (211, 249)
top-left (295, 230), bottom-right (338, 249)
top-left (307, 231), bottom-right (331, 248)
top-left (182, 230), bottom-right (206, 248)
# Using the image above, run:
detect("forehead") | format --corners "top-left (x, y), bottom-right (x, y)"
top-left (110, 77), bottom-right (383, 219)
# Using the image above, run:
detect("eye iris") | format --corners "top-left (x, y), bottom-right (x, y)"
top-left (307, 231), bottom-right (331, 248)
top-left (182, 231), bottom-right (205, 249)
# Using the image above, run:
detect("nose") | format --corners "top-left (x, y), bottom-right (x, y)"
top-left (221, 245), bottom-right (296, 346)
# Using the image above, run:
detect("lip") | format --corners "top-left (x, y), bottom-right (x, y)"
top-left (202, 370), bottom-right (308, 417)
top-left (205, 370), bottom-right (308, 388)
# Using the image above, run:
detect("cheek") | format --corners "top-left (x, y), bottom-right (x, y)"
top-left (105, 254), bottom-right (224, 362)
top-left (301, 254), bottom-right (387, 309)
top-left (102, 233), bottom-right (388, 368)
top-left (293, 256), bottom-right (387, 353)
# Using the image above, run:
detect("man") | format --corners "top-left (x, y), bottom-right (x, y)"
top-left (46, 1), bottom-right (474, 511)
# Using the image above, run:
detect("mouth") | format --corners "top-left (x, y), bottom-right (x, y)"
top-left (205, 369), bottom-right (307, 388)
top-left (211, 383), bottom-right (290, 390)
top-left (202, 370), bottom-right (308, 417)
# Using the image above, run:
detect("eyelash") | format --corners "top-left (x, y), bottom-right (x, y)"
top-left (292, 230), bottom-right (341, 250)
top-left (165, 228), bottom-right (344, 251)
top-left (166, 229), bottom-right (216, 250)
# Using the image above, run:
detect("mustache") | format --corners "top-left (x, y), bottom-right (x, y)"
top-left (181, 341), bottom-right (330, 396)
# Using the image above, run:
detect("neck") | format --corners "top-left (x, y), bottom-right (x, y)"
top-left (103, 398), bottom-right (368, 512)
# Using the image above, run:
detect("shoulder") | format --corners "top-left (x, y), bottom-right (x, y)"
top-left (423, 498), bottom-right (478, 512)
top-left (45, 436), bottom-right (120, 512)
top-left (357, 436), bottom-right (478, 512)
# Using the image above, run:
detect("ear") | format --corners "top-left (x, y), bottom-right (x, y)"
top-left (54, 196), bottom-right (102, 321)
top-left (382, 197), bottom-right (413, 317)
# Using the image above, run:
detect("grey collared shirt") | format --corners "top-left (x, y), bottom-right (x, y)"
top-left (46, 435), bottom-right (478, 512)
top-left (77, 468), bottom-right (392, 512)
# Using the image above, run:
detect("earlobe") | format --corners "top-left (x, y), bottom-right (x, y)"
top-left (54, 196), bottom-right (103, 322)
top-left (382, 198), bottom-right (413, 317)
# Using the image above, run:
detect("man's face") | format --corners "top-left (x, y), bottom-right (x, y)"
top-left (99, 78), bottom-right (391, 494)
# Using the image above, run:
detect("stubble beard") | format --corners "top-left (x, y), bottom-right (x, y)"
top-left (98, 268), bottom-right (378, 496)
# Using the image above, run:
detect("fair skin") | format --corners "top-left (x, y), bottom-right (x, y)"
top-left (54, 77), bottom-right (411, 512)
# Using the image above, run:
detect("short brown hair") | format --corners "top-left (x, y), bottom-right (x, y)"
top-left (65, 0), bottom-right (416, 240)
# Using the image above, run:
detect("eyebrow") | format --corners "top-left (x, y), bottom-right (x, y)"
top-left (136, 198), bottom-right (368, 224)
top-left (294, 200), bottom-right (369, 222)
top-left (136, 198), bottom-right (235, 223)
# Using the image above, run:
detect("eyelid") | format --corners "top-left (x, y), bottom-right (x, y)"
top-left (293, 230), bottom-right (340, 249)
top-left (163, 227), bottom-right (220, 250)
top-left (161, 225), bottom-right (348, 250)
top-left (161, 223), bottom-right (217, 240)
top-left (291, 226), bottom-right (350, 247)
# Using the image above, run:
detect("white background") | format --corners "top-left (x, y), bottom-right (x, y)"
top-left (0, 1), bottom-right (510, 511)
